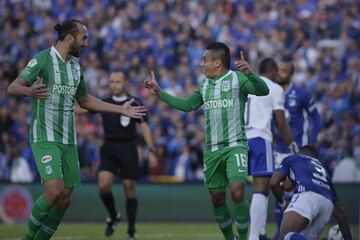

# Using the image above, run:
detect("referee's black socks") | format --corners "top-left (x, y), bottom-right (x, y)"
top-left (100, 192), bottom-right (117, 220)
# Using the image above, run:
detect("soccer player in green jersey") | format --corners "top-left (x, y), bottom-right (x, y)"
top-left (145, 42), bottom-right (269, 240)
top-left (7, 19), bottom-right (146, 240)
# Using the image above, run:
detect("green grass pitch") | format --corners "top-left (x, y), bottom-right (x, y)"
top-left (0, 223), bottom-right (358, 239)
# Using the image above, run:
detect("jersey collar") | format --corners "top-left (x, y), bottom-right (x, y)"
top-left (112, 95), bottom-right (128, 102)
top-left (51, 46), bottom-right (66, 63)
top-left (285, 83), bottom-right (294, 95)
top-left (209, 70), bottom-right (232, 82)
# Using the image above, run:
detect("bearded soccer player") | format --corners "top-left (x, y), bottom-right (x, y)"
top-left (7, 19), bottom-right (146, 240)
top-left (145, 42), bottom-right (269, 240)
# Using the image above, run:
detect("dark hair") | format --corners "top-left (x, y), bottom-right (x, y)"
top-left (259, 57), bottom-right (278, 74)
top-left (54, 19), bottom-right (86, 41)
top-left (206, 42), bottom-right (231, 69)
top-left (299, 145), bottom-right (318, 158)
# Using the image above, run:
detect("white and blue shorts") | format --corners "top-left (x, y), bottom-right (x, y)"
top-left (285, 191), bottom-right (334, 240)
top-left (248, 137), bottom-right (273, 177)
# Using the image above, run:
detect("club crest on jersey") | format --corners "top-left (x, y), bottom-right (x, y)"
top-left (221, 80), bottom-right (230, 92)
top-left (120, 115), bottom-right (130, 127)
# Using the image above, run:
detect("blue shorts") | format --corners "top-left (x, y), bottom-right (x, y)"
top-left (248, 137), bottom-right (273, 176)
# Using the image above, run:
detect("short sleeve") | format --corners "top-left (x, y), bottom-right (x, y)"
top-left (272, 84), bottom-right (285, 110)
top-left (75, 71), bottom-right (88, 98)
top-left (18, 55), bottom-right (45, 86)
top-left (277, 156), bottom-right (291, 176)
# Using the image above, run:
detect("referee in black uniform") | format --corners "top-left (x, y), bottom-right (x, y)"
top-left (98, 71), bottom-right (157, 239)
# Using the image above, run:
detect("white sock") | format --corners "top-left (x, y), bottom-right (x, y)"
top-left (249, 193), bottom-right (269, 240)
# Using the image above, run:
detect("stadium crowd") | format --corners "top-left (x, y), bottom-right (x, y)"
top-left (0, 0), bottom-right (359, 183)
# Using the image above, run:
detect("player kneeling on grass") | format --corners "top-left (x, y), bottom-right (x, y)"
top-left (270, 145), bottom-right (352, 240)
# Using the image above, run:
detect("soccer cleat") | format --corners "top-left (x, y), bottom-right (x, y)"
top-left (259, 234), bottom-right (271, 240)
top-left (104, 212), bottom-right (122, 237)
top-left (234, 235), bottom-right (238, 240)
top-left (128, 233), bottom-right (138, 239)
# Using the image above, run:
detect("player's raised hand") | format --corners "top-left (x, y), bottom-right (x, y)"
top-left (144, 71), bottom-right (161, 97)
top-left (122, 98), bottom-right (147, 119)
top-left (234, 51), bottom-right (252, 74)
top-left (29, 78), bottom-right (51, 99)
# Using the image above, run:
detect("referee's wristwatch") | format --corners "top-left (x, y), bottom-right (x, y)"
top-left (149, 147), bottom-right (157, 153)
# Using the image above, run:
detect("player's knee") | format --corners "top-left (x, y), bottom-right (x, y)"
top-left (45, 188), bottom-right (63, 204)
top-left (98, 183), bottom-right (111, 195)
top-left (231, 189), bottom-right (245, 202)
top-left (210, 193), bottom-right (226, 208)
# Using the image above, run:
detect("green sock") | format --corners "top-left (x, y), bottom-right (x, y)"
top-left (233, 200), bottom-right (249, 240)
top-left (24, 195), bottom-right (52, 240)
top-left (35, 207), bottom-right (64, 240)
top-left (213, 203), bottom-right (234, 240)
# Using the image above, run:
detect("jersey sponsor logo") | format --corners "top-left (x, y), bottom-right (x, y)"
top-left (27, 59), bottom-right (37, 68)
top-left (120, 115), bottom-right (130, 127)
top-left (52, 84), bottom-right (76, 95)
top-left (45, 165), bottom-right (52, 175)
top-left (0, 185), bottom-right (33, 223)
top-left (41, 155), bottom-right (52, 163)
top-left (204, 98), bottom-right (234, 110)
top-left (221, 80), bottom-right (230, 92)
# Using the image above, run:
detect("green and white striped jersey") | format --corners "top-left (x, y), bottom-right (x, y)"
top-left (200, 70), bottom-right (248, 151)
top-left (159, 70), bottom-right (269, 152)
top-left (19, 47), bottom-right (88, 145)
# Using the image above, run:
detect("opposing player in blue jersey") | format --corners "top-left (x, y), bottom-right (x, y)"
top-left (273, 61), bottom-right (322, 164)
top-left (270, 145), bottom-right (352, 240)
top-left (272, 61), bottom-right (322, 239)
top-left (239, 58), bottom-right (296, 240)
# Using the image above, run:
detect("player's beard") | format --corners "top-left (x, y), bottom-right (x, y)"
top-left (69, 43), bottom-right (81, 58)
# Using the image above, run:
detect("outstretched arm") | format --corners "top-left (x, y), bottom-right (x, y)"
top-left (76, 95), bottom-right (146, 119)
top-left (145, 71), bottom-right (203, 112)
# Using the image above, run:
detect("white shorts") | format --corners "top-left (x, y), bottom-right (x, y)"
top-left (285, 192), bottom-right (334, 240)
top-left (274, 151), bottom-right (291, 169)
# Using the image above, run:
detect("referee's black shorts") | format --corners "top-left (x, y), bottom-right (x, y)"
top-left (99, 140), bottom-right (140, 180)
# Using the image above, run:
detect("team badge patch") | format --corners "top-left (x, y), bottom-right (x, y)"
top-left (45, 165), bottom-right (52, 175)
top-left (27, 59), bottom-right (37, 68)
top-left (0, 185), bottom-right (33, 223)
top-left (222, 81), bottom-right (230, 92)
top-left (120, 115), bottom-right (130, 127)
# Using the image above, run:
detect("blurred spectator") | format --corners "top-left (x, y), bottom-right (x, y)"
top-left (1, 0), bottom-right (359, 182)
top-left (9, 146), bottom-right (34, 183)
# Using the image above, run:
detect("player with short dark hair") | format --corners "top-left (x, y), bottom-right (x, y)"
top-left (7, 19), bottom-right (146, 240)
top-left (239, 57), bottom-right (296, 240)
top-left (97, 71), bottom-right (157, 239)
top-left (270, 146), bottom-right (352, 240)
top-left (145, 41), bottom-right (269, 240)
